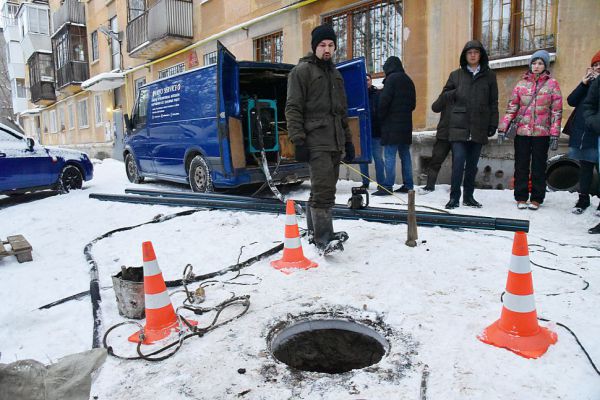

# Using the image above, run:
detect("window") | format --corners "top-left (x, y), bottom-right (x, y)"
top-left (78, 99), bottom-right (89, 128)
top-left (474, 0), bottom-right (558, 59)
top-left (109, 16), bottom-right (121, 70)
top-left (128, 0), bottom-right (145, 21)
top-left (2, 3), bottom-right (18, 26)
top-left (94, 94), bottom-right (103, 126)
top-left (25, 6), bottom-right (50, 35)
top-left (14, 79), bottom-right (27, 98)
top-left (133, 88), bottom-right (149, 127)
top-left (203, 51), bottom-right (217, 65)
top-left (49, 110), bottom-right (58, 133)
top-left (254, 31), bottom-right (283, 63)
top-left (43, 112), bottom-right (49, 133)
top-left (59, 107), bottom-right (66, 131)
top-left (68, 102), bottom-right (75, 130)
top-left (28, 53), bottom-right (55, 85)
top-left (134, 77), bottom-right (146, 100)
top-left (91, 31), bottom-right (99, 61)
top-left (324, 1), bottom-right (403, 75)
top-left (158, 63), bottom-right (185, 79)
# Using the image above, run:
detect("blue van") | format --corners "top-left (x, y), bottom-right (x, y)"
top-left (123, 43), bottom-right (371, 192)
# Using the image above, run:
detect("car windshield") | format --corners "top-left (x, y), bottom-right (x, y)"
top-left (0, 128), bottom-right (23, 142)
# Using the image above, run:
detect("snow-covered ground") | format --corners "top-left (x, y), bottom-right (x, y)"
top-left (1, 158), bottom-right (599, 399)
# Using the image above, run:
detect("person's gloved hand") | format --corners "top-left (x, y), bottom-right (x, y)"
top-left (293, 140), bottom-right (310, 162)
top-left (549, 136), bottom-right (559, 151)
top-left (343, 142), bottom-right (355, 163)
top-left (488, 127), bottom-right (497, 137)
top-left (497, 131), bottom-right (506, 144)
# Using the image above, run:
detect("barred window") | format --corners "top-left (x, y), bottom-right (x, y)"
top-left (474, 0), bottom-right (558, 59)
top-left (158, 62), bottom-right (185, 79)
top-left (254, 31), bottom-right (283, 63)
top-left (203, 51), bottom-right (217, 65)
top-left (324, 0), bottom-right (403, 76)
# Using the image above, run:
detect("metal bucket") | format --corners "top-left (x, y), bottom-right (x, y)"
top-left (546, 154), bottom-right (599, 194)
top-left (112, 266), bottom-right (145, 319)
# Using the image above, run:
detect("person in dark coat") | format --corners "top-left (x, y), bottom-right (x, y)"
top-left (373, 56), bottom-right (416, 195)
top-left (582, 56), bottom-right (600, 234)
top-left (443, 40), bottom-right (499, 209)
top-left (285, 24), bottom-right (355, 252)
top-left (357, 73), bottom-right (384, 188)
top-left (566, 50), bottom-right (600, 214)
top-left (421, 89), bottom-right (452, 193)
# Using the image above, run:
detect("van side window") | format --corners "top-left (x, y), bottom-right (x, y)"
top-left (133, 88), bottom-right (149, 128)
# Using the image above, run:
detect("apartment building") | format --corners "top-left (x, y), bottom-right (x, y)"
top-left (4, 0), bottom-right (599, 170)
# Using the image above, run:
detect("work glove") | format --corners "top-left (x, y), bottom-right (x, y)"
top-left (488, 127), bottom-right (497, 137)
top-left (343, 142), bottom-right (355, 163)
top-left (294, 140), bottom-right (310, 162)
top-left (549, 136), bottom-right (559, 151)
top-left (497, 131), bottom-right (506, 144)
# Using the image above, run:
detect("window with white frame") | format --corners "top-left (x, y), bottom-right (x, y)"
top-left (203, 51), bottom-right (217, 65)
top-left (68, 102), bottom-right (75, 130)
top-left (91, 31), bottom-right (99, 61)
top-left (158, 63), bottom-right (185, 79)
top-left (78, 99), bottom-right (89, 128)
top-left (94, 94), bottom-right (103, 126)
top-left (14, 79), bottom-right (27, 98)
top-left (49, 110), bottom-right (58, 133)
top-left (24, 6), bottom-right (50, 35)
top-left (3, 3), bottom-right (19, 26)
top-left (59, 107), bottom-right (66, 131)
top-left (109, 16), bottom-right (121, 70)
top-left (43, 112), bottom-right (50, 133)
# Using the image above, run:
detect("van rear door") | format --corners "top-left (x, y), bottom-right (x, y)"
top-left (217, 42), bottom-right (240, 177)
top-left (336, 58), bottom-right (371, 162)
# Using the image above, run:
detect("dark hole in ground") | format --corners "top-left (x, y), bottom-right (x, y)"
top-left (271, 320), bottom-right (387, 374)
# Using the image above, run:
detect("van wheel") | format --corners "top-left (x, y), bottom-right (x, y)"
top-left (189, 155), bottom-right (213, 193)
top-left (58, 165), bottom-right (83, 193)
top-left (125, 153), bottom-right (144, 184)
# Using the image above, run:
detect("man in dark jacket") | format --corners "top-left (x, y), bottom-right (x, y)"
top-left (285, 24), bottom-right (355, 253)
top-left (374, 56), bottom-right (416, 195)
top-left (442, 40), bottom-right (499, 209)
top-left (422, 90), bottom-right (452, 193)
top-left (582, 72), bottom-right (600, 234)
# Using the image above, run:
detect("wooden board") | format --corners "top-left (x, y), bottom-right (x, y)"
top-left (1, 235), bottom-right (33, 263)
top-left (229, 117), bottom-right (247, 169)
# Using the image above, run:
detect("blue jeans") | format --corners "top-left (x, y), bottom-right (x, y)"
top-left (382, 143), bottom-right (414, 190)
top-left (358, 138), bottom-right (386, 187)
top-left (450, 141), bottom-right (482, 200)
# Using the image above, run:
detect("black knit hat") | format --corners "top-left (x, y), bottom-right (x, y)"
top-left (311, 24), bottom-right (337, 53)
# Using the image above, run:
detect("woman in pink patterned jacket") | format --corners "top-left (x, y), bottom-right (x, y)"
top-left (498, 50), bottom-right (563, 210)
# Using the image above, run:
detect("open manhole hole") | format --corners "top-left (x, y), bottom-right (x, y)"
top-left (270, 319), bottom-right (389, 374)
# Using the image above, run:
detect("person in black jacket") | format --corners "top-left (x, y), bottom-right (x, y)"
top-left (582, 55), bottom-right (600, 234)
top-left (374, 56), bottom-right (416, 196)
top-left (357, 73), bottom-right (384, 188)
top-left (566, 51), bottom-right (600, 214)
top-left (442, 40), bottom-right (499, 209)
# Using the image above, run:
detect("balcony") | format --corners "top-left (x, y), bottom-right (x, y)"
top-left (30, 81), bottom-right (56, 105)
top-left (56, 61), bottom-right (89, 93)
top-left (52, 0), bottom-right (85, 34)
top-left (126, 0), bottom-right (193, 59)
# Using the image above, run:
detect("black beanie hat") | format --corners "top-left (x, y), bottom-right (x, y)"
top-left (311, 24), bottom-right (337, 53)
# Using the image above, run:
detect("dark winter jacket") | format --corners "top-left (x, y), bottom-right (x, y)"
top-left (442, 40), bottom-right (499, 144)
top-left (431, 91), bottom-right (450, 140)
top-left (566, 81), bottom-right (598, 149)
top-left (378, 57), bottom-right (416, 145)
top-left (582, 78), bottom-right (600, 137)
top-left (285, 54), bottom-right (352, 152)
top-left (368, 86), bottom-right (382, 138)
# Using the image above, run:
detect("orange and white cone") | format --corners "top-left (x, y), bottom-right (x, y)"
top-left (128, 241), bottom-right (196, 344)
top-left (478, 231), bottom-right (557, 358)
top-left (271, 200), bottom-right (318, 273)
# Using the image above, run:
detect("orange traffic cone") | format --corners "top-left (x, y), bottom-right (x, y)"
top-left (271, 200), bottom-right (318, 272)
top-left (128, 241), bottom-right (196, 344)
top-left (478, 231), bottom-right (557, 358)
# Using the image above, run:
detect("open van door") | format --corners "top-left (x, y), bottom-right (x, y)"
top-left (217, 41), bottom-right (240, 176)
top-left (336, 57), bottom-right (371, 162)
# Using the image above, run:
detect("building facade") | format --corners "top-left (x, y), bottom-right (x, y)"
top-left (3, 0), bottom-right (600, 183)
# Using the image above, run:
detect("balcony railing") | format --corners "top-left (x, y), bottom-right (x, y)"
top-left (56, 60), bottom-right (89, 88)
top-left (52, 0), bottom-right (85, 34)
top-left (126, 0), bottom-right (192, 54)
top-left (30, 81), bottom-right (56, 104)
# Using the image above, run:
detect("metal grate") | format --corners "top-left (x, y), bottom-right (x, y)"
top-left (254, 31), bottom-right (283, 63)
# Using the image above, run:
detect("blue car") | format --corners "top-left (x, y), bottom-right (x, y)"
top-left (0, 122), bottom-right (94, 196)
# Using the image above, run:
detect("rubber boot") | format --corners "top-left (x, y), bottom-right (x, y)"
top-left (305, 206), bottom-right (315, 244)
top-left (310, 207), bottom-right (347, 254)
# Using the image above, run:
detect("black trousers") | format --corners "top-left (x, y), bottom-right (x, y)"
top-left (308, 150), bottom-right (341, 208)
top-left (426, 139), bottom-right (452, 188)
top-left (514, 135), bottom-right (550, 203)
top-left (579, 160), bottom-right (598, 195)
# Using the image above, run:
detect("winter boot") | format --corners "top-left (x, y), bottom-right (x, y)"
top-left (305, 206), bottom-right (315, 244)
top-left (572, 194), bottom-right (590, 214)
top-left (310, 207), bottom-right (348, 255)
